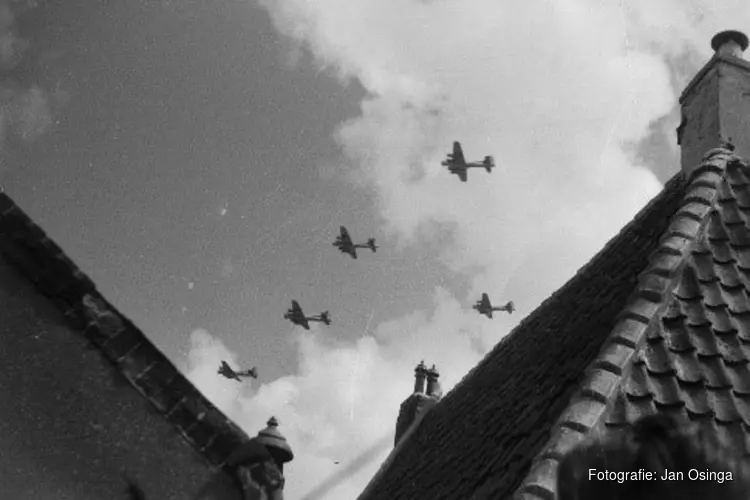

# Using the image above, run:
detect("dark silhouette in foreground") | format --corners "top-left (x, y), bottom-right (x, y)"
top-left (557, 414), bottom-right (750, 500)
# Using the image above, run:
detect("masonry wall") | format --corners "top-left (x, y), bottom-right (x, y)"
top-left (0, 254), bottom-right (243, 500)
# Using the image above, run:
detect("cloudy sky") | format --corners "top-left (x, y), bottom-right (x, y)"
top-left (2, 0), bottom-right (749, 498)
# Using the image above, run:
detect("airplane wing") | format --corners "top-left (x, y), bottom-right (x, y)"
top-left (481, 293), bottom-right (491, 309)
top-left (453, 141), bottom-right (466, 165)
top-left (457, 169), bottom-right (467, 182)
top-left (291, 300), bottom-right (303, 316)
top-left (339, 226), bottom-right (353, 246)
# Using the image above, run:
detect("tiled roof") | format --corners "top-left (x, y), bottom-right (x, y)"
top-left (359, 147), bottom-right (750, 500)
top-left (0, 190), bottom-right (254, 475)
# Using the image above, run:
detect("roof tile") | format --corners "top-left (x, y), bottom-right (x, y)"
top-left (647, 374), bottom-right (684, 407)
top-left (710, 239), bottom-right (735, 262)
top-left (726, 223), bottom-right (750, 246)
top-left (671, 350), bottom-right (704, 383)
top-left (715, 331), bottom-right (746, 363)
top-left (516, 458), bottom-right (558, 499)
top-left (692, 253), bottom-right (719, 282)
top-left (706, 306), bottom-right (736, 332)
top-left (624, 395), bottom-right (658, 422)
top-left (724, 363), bottom-right (750, 395)
top-left (702, 356), bottom-right (733, 389)
top-left (708, 388), bottom-right (742, 423)
top-left (623, 362), bottom-right (649, 398)
top-left (717, 264), bottom-right (744, 288)
top-left (674, 266), bottom-right (702, 299)
top-left (682, 384), bottom-right (712, 416)
top-left (732, 394), bottom-right (750, 424)
top-left (735, 248), bottom-right (750, 269)
top-left (688, 324), bottom-right (720, 355)
top-left (718, 200), bottom-right (744, 224)
top-left (734, 313), bottom-right (750, 340)
top-left (733, 183), bottom-right (750, 207)
top-left (641, 340), bottom-right (674, 375)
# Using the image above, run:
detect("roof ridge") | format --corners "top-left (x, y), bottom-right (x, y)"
top-left (515, 147), bottom-right (742, 499)
top-left (0, 192), bottom-right (254, 475)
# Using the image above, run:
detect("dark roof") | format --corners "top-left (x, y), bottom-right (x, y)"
top-left (0, 189), bottom-right (254, 475)
top-left (359, 147), bottom-right (750, 500)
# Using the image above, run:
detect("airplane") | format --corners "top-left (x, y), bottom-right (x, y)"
top-left (441, 141), bottom-right (495, 182)
top-left (333, 226), bottom-right (378, 259)
top-left (217, 360), bottom-right (258, 382)
top-left (283, 300), bottom-right (331, 330)
top-left (473, 293), bottom-right (514, 318)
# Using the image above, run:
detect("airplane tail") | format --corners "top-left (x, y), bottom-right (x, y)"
top-left (502, 301), bottom-right (515, 314)
top-left (248, 367), bottom-right (258, 379)
top-left (483, 156), bottom-right (495, 172)
top-left (320, 311), bottom-right (331, 325)
top-left (367, 238), bottom-right (378, 252)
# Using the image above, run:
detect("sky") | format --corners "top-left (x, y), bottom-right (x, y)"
top-left (1, 1), bottom-right (749, 498)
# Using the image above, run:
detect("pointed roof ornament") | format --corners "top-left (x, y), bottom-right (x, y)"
top-left (257, 416), bottom-right (294, 463)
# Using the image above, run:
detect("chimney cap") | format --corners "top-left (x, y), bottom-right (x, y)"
top-left (415, 360), bottom-right (428, 373)
top-left (427, 364), bottom-right (440, 377)
top-left (711, 30), bottom-right (749, 54)
top-left (256, 416), bottom-right (294, 463)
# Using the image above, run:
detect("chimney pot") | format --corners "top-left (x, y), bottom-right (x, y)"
top-left (711, 30), bottom-right (749, 59)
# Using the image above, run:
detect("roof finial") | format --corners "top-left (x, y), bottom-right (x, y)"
top-left (711, 30), bottom-right (749, 59)
top-left (267, 416), bottom-right (279, 427)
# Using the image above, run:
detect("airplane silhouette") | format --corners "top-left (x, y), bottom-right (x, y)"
top-left (283, 300), bottom-right (331, 330)
top-left (217, 360), bottom-right (258, 382)
top-left (473, 293), bottom-right (514, 318)
top-left (442, 141), bottom-right (495, 182)
top-left (333, 226), bottom-right (378, 259)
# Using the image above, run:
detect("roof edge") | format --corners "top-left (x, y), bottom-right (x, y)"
top-left (0, 190), bottom-right (254, 475)
top-left (515, 147), bottom-right (739, 499)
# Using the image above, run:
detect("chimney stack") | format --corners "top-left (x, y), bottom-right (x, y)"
top-left (414, 360), bottom-right (428, 393)
top-left (394, 361), bottom-right (444, 446)
top-left (678, 29), bottom-right (750, 175)
top-left (426, 364), bottom-right (442, 397)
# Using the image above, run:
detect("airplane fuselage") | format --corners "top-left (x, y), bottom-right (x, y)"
top-left (335, 242), bottom-right (376, 259)
top-left (474, 306), bottom-right (511, 317)
top-left (285, 313), bottom-right (329, 329)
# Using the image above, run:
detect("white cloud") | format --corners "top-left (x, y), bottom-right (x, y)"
top-left (185, 1), bottom-right (750, 498)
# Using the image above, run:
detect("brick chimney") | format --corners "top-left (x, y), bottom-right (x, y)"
top-left (678, 30), bottom-right (750, 175)
top-left (394, 361), bottom-right (442, 446)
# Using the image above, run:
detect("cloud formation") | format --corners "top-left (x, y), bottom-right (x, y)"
top-left (0, 0), bottom-right (62, 168)
top-left (185, 1), bottom-right (750, 498)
